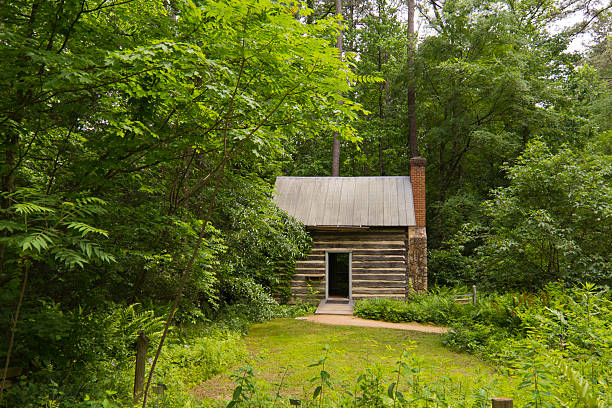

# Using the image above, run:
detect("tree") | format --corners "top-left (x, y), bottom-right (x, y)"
top-left (413, 0), bottom-right (602, 247)
top-left (0, 0), bottom-right (366, 404)
top-left (332, 0), bottom-right (343, 176)
top-left (0, 0), bottom-right (362, 289)
top-left (407, 0), bottom-right (417, 157)
top-left (478, 139), bottom-right (612, 289)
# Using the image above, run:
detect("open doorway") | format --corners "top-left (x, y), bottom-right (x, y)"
top-left (327, 252), bottom-right (351, 299)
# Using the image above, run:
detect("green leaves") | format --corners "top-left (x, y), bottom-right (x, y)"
top-left (553, 356), bottom-right (607, 408)
top-left (478, 139), bottom-right (612, 288)
top-left (13, 203), bottom-right (55, 215)
top-left (20, 229), bottom-right (55, 252)
top-left (0, 220), bottom-right (25, 233)
top-left (227, 364), bottom-right (257, 407)
top-left (64, 222), bottom-right (109, 238)
top-left (308, 344), bottom-right (332, 406)
top-left (1, 188), bottom-right (115, 267)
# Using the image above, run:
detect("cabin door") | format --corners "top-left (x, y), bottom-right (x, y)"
top-left (326, 252), bottom-right (351, 299)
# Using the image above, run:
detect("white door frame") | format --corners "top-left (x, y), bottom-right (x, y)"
top-left (325, 250), bottom-right (352, 300)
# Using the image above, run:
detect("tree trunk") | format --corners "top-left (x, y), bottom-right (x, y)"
top-left (332, 135), bottom-right (340, 176)
top-left (378, 47), bottom-right (384, 175)
top-left (331, 0), bottom-right (343, 177)
top-left (407, 0), bottom-right (417, 157)
top-left (306, 0), bottom-right (315, 24)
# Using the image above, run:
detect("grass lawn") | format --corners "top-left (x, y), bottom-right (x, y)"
top-left (191, 318), bottom-right (523, 406)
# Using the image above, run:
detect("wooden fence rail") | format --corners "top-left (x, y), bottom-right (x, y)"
top-left (451, 285), bottom-right (477, 304)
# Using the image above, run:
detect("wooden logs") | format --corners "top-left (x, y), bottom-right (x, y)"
top-left (290, 228), bottom-right (409, 301)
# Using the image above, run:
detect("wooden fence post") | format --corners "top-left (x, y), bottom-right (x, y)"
top-left (472, 285), bottom-right (477, 304)
top-left (133, 331), bottom-right (149, 403)
top-left (492, 398), bottom-right (513, 407)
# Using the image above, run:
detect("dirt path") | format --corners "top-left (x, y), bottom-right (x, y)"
top-left (297, 314), bottom-right (449, 333)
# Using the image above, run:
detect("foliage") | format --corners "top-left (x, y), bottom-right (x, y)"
top-left (445, 283), bottom-right (612, 407)
top-left (0, 189), bottom-right (115, 269)
top-left (427, 224), bottom-right (480, 287)
top-left (155, 331), bottom-right (246, 394)
top-left (1, 0), bottom-right (351, 304)
top-left (1, 0), bottom-right (610, 405)
top-left (477, 139), bottom-right (612, 289)
top-left (1, 0), bottom-right (352, 404)
top-left (353, 283), bottom-right (612, 407)
top-left (408, 0), bottom-right (588, 247)
top-left (214, 179), bottom-right (312, 304)
top-left (354, 287), bottom-right (501, 326)
top-left (0, 303), bottom-right (165, 407)
top-left (214, 345), bottom-right (514, 407)
top-left (354, 293), bottom-right (459, 325)
top-left (283, 0), bottom-right (611, 260)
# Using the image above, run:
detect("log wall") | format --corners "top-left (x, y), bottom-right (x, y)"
top-left (290, 227), bottom-right (408, 301)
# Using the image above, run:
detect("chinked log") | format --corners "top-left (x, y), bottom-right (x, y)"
top-left (353, 287), bottom-right (406, 294)
top-left (352, 281), bottom-right (406, 288)
top-left (312, 243), bottom-right (405, 249)
top-left (311, 234), bottom-right (407, 241)
top-left (351, 261), bottom-right (406, 268)
top-left (352, 274), bottom-right (405, 281)
top-left (352, 255), bottom-right (405, 261)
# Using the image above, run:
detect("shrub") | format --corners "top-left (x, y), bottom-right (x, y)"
top-left (354, 290), bottom-right (467, 326)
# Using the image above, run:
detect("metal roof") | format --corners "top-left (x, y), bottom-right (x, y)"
top-left (273, 177), bottom-right (416, 227)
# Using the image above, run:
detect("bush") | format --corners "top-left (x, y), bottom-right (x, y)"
top-left (429, 247), bottom-right (475, 287)
top-left (354, 288), bottom-right (525, 333)
top-left (354, 289), bottom-right (467, 325)
top-left (443, 283), bottom-right (612, 405)
top-left (1, 304), bottom-right (251, 408)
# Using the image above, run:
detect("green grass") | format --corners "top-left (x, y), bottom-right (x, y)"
top-left (192, 318), bottom-right (523, 405)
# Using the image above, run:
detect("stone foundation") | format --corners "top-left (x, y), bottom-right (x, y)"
top-left (407, 226), bottom-right (427, 293)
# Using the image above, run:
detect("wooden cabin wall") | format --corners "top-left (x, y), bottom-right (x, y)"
top-left (290, 227), bottom-right (408, 301)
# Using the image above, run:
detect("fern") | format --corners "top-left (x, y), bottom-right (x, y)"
top-left (64, 221), bottom-right (109, 237)
top-left (76, 197), bottom-right (107, 206)
top-left (356, 74), bottom-right (385, 84)
top-left (552, 356), bottom-right (607, 408)
top-left (20, 230), bottom-right (55, 252)
top-left (104, 304), bottom-right (166, 344)
top-left (2, 188), bottom-right (115, 267)
top-left (13, 202), bottom-right (55, 215)
top-left (52, 247), bottom-right (88, 268)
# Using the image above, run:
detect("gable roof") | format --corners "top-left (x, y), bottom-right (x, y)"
top-left (273, 176), bottom-right (416, 227)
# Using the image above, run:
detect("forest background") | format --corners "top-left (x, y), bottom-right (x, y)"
top-left (0, 0), bottom-right (610, 406)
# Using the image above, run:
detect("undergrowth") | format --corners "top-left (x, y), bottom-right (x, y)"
top-left (221, 348), bottom-right (505, 408)
top-left (0, 299), bottom-right (316, 408)
top-left (354, 283), bottom-right (612, 407)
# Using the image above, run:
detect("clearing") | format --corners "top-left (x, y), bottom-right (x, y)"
top-left (191, 318), bottom-right (521, 405)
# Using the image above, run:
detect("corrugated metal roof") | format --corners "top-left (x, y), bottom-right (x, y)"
top-left (273, 177), bottom-right (416, 227)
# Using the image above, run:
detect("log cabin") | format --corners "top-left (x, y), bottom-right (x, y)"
top-left (273, 157), bottom-right (427, 303)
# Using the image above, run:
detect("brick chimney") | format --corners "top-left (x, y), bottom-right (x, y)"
top-left (410, 157), bottom-right (426, 227)
top-left (408, 156), bottom-right (427, 293)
